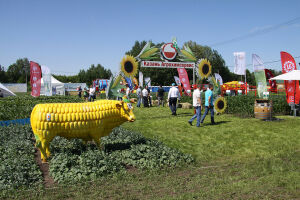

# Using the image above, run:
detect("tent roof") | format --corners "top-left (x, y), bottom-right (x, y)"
top-left (41, 76), bottom-right (64, 84)
top-left (270, 70), bottom-right (300, 81)
top-left (0, 83), bottom-right (16, 97)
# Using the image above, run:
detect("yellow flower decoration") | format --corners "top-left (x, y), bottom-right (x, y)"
top-left (214, 96), bottom-right (227, 114)
top-left (198, 59), bottom-right (212, 79)
top-left (120, 55), bottom-right (138, 77)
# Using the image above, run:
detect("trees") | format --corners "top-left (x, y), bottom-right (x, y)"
top-left (6, 58), bottom-right (30, 83)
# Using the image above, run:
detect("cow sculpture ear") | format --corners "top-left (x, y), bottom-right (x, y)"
top-left (116, 101), bottom-right (124, 109)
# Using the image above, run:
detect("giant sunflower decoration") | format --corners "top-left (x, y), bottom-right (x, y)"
top-left (198, 59), bottom-right (212, 79)
top-left (214, 96), bottom-right (227, 114)
top-left (121, 55), bottom-right (138, 77)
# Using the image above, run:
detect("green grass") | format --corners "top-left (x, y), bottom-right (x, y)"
top-left (3, 106), bottom-right (300, 199)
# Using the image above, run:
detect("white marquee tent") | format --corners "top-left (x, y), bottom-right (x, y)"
top-left (40, 76), bottom-right (65, 95)
top-left (0, 83), bottom-right (16, 97)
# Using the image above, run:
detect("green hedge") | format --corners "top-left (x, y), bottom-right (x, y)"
top-left (225, 95), bottom-right (290, 117)
top-left (0, 95), bottom-right (84, 121)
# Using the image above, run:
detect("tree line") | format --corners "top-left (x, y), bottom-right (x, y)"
top-left (0, 41), bottom-right (281, 87)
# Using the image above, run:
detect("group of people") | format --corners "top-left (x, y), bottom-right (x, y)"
top-left (77, 85), bottom-right (96, 102)
top-left (188, 84), bottom-right (215, 127)
top-left (136, 83), bottom-right (215, 126)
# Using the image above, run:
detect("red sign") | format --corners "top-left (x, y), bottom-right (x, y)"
top-left (30, 61), bottom-right (41, 97)
top-left (264, 69), bottom-right (277, 93)
top-left (141, 61), bottom-right (195, 69)
top-left (161, 43), bottom-right (177, 60)
top-left (280, 51), bottom-right (300, 104)
top-left (177, 68), bottom-right (191, 96)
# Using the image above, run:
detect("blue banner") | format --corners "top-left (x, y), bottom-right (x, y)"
top-left (0, 118), bottom-right (30, 126)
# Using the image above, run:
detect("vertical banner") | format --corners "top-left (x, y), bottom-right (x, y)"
top-left (280, 51), bottom-right (299, 104)
top-left (144, 77), bottom-right (151, 87)
top-left (139, 71), bottom-right (143, 87)
top-left (30, 61), bottom-right (41, 97)
top-left (264, 69), bottom-right (277, 93)
top-left (252, 54), bottom-right (267, 98)
top-left (214, 73), bottom-right (223, 85)
top-left (41, 65), bottom-right (52, 96)
top-left (233, 52), bottom-right (246, 75)
top-left (174, 76), bottom-right (183, 96)
top-left (177, 68), bottom-right (191, 96)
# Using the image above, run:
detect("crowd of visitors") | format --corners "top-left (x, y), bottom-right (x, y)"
top-left (76, 82), bottom-right (216, 126)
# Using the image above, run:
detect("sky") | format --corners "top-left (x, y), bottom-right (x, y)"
top-left (1, 0), bottom-right (300, 75)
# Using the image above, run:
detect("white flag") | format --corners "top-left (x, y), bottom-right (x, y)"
top-left (41, 65), bottom-right (52, 96)
top-left (144, 77), bottom-right (151, 87)
top-left (233, 52), bottom-right (246, 75)
top-left (139, 71), bottom-right (143, 87)
top-left (214, 73), bottom-right (223, 85)
top-left (252, 54), bottom-right (265, 71)
top-left (174, 76), bottom-right (181, 85)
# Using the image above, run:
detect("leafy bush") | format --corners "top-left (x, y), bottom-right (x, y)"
top-left (48, 127), bottom-right (194, 183)
top-left (0, 125), bottom-right (42, 190)
top-left (0, 95), bottom-right (84, 121)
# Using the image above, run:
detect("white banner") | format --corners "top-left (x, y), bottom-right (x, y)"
top-left (252, 54), bottom-right (265, 71)
top-left (233, 52), bottom-right (246, 75)
top-left (139, 71), bottom-right (143, 87)
top-left (214, 73), bottom-right (223, 85)
top-left (41, 65), bottom-right (52, 96)
top-left (141, 61), bottom-right (195, 69)
top-left (174, 76), bottom-right (181, 85)
top-left (144, 77), bottom-right (151, 87)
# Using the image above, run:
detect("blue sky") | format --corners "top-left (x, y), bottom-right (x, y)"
top-left (1, 0), bottom-right (300, 75)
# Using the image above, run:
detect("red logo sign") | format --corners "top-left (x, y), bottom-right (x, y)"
top-left (161, 43), bottom-right (177, 60)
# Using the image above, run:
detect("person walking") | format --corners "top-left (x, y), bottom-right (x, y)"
top-left (88, 85), bottom-right (96, 102)
top-left (77, 86), bottom-right (82, 98)
top-left (136, 86), bottom-right (142, 107)
top-left (200, 84), bottom-right (215, 125)
top-left (167, 83), bottom-right (180, 115)
top-left (188, 85), bottom-right (202, 127)
top-left (142, 86), bottom-right (149, 107)
top-left (157, 85), bottom-right (165, 107)
top-left (146, 85), bottom-right (152, 107)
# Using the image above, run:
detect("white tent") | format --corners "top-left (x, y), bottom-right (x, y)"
top-left (40, 76), bottom-right (65, 95)
top-left (270, 70), bottom-right (300, 81)
top-left (0, 83), bottom-right (16, 97)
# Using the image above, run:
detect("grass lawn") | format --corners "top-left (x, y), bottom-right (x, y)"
top-left (8, 105), bottom-right (300, 199)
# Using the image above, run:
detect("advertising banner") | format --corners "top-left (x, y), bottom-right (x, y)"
top-left (264, 69), bottom-right (277, 93)
top-left (144, 77), bottom-right (151, 87)
top-left (233, 52), bottom-right (246, 75)
top-left (141, 61), bottom-right (195, 69)
top-left (280, 51), bottom-right (300, 104)
top-left (41, 65), bottom-right (52, 96)
top-left (214, 73), bottom-right (223, 85)
top-left (30, 61), bottom-right (41, 97)
top-left (177, 68), bottom-right (191, 96)
top-left (252, 54), bottom-right (267, 98)
top-left (139, 71), bottom-right (143, 87)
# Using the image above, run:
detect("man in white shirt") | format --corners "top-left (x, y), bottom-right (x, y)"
top-left (136, 86), bottom-right (142, 107)
top-left (168, 83), bottom-right (181, 115)
top-left (142, 87), bottom-right (149, 107)
top-left (188, 85), bottom-right (202, 127)
top-left (88, 85), bottom-right (96, 102)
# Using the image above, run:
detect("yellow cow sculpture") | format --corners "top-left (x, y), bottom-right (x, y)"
top-left (30, 100), bottom-right (135, 162)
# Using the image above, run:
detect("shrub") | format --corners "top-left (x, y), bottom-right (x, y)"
top-left (0, 125), bottom-right (42, 190)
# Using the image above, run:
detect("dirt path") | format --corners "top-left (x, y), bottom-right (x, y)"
top-left (34, 149), bottom-right (55, 187)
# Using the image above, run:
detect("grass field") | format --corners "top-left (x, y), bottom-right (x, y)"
top-left (5, 105), bottom-right (300, 199)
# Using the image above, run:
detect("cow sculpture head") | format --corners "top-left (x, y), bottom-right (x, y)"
top-left (116, 100), bottom-right (136, 122)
